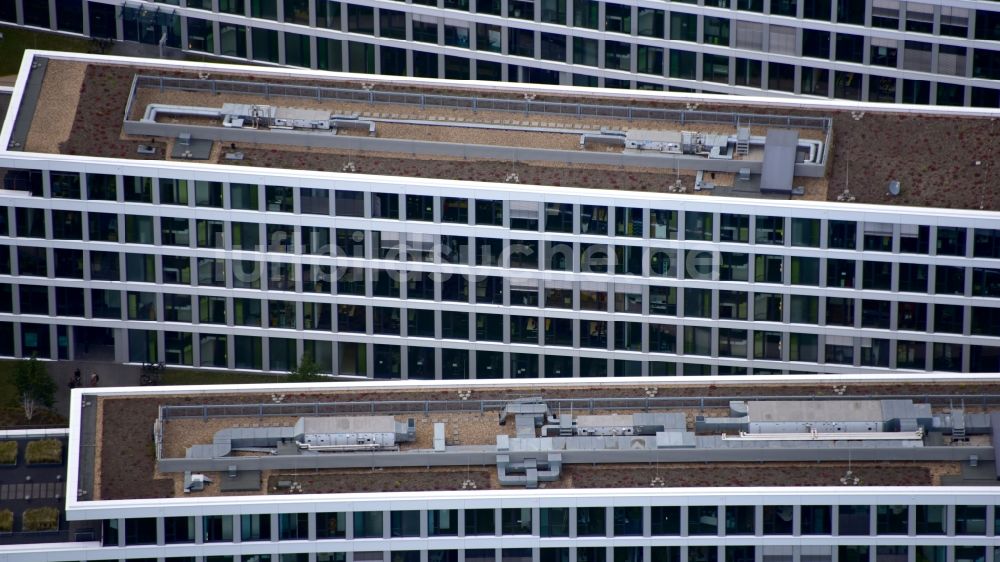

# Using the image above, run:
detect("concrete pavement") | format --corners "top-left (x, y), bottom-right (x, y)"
top-left (48, 360), bottom-right (141, 418)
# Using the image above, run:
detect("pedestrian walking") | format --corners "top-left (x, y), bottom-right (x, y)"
top-left (89, 372), bottom-right (100, 387)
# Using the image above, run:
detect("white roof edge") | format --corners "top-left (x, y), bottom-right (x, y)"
top-left (65, 381), bottom-right (83, 516)
top-left (3, 150), bottom-right (1000, 222)
top-left (2, 50), bottom-right (998, 220)
top-left (67, 372), bottom-right (1000, 398)
top-left (14, 50), bottom-right (1000, 119)
top-left (66, 373), bottom-right (1000, 515)
top-left (0, 427), bottom-right (68, 439)
top-left (65, 487), bottom-right (1000, 519)
top-left (0, 52), bottom-right (39, 152)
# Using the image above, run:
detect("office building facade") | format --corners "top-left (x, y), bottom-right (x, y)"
top-left (3, 156), bottom-right (1000, 377)
top-left (2, 51), bottom-right (1000, 377)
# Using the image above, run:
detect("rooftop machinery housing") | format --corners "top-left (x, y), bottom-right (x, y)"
top-left (2, 0), bottom-right (1000, 107)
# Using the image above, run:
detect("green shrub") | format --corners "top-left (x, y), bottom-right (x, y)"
top-left (22, 507), bottom-right (59, 532)
top-left (0, 509), bottom-right (12, 532)
top-left (25, 439), bottom-right (62, 464)
top-left (0, 441), bottom-right (15, 465)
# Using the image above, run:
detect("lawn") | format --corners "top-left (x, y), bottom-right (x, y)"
top-left (0, 359), bottom-right (20, 408)
top-left (0, 440), bottom-right (15, 465)
top-left (0, 25), bottom-right (94, 76)
top-left (160, 369), bottom-right (290, 386)
top-left (21, 507), bottom-right (59, 532)
top-left (25, 439), bottom-right (62, 464)
top-left (0, 359), bottom-right (66, 429)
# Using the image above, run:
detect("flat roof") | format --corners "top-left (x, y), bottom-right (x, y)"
top-left (66, 375), bottom-right (1000, 509)
top-left (4, 51), bottom-right (999, 210)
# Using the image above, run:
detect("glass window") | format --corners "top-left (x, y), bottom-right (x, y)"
top-left (53, 249), bottom-right (82, 279)
top-left (956, 505), bottom-right (987, 535)
top-left (164, 516), bottom-right (195, 543)
top-left (862, 261), bottom-right (891, 290)
top-left (192, 181), bottom-right (221, 208)
top-left (230, 183), bottom-right (258, 210)
top-left (720, 214), bottom-right (749, 242)
top-left (203, 515), bottom-right (233, 542)
top-left (753, 330), bottom-right (782, 360)
top-left (87, 173), bottom-right (117, 201)
top-left (827, 259), bottom-right (855, 288)
top-left (125, 517), bottom-right (156, 546)
top-left (839, 505), bottom-right (870, 535)
top-left (755, 216), bottom-right (785, 245)
top-left (52, 210), bottom-right (82, 240)
top-left (724, 506), bottom-right (754, 535)
top-left (465, 509), bottom-right (495, 535)
top-left (428, 510), bottom-right (458, 536)
top-left (876, 505), bottom-right (908, 534)
top-left (501, 508), bottom-right (532, 535)
top-left (670, 12), bottom-right (696, 41)
top-left (755, 255), bottom-right (783, 283)
top-left (910, 505), bottom-right (946, 535)
top-left (649, 506), bottom-right (679, 535)
top-left (50, 172), bottom-right (81, 199)
top-left (476, 199), bottom-right (503, 226)
top-left (241, 514), bottom-right (272, 541)
top-left (199, 295), bottom-right (227, 325)
top-left (688, 506), bottom-right (717, 535)
top-left (19, 285), bottom-right (48, 315)
top-left (790, 257), bottom-right (819, 285)
top-left (899, 263), bottom-right (928, 293)
top-left (954, 547), bottom-right (986, 562)
top-left (546, 203), bottom-right (573, 233)
top-left (703, 16), bottom-right (729, 45)
top-left (354, 511), bottom-right (383, 538)
top-left (769, 62), bottom-right (795, 92)
top-left (164, 294), bottom-right (192, 322)
top-left (372, 193), bottom-right (399, 219)
top-left (123, 254), bottom-right (153, 283)
top-left (197, 220), bottom-right (225, 249)
top-left (406, 194), bottom-right (434, 221)
top-left (391, 511), bottom-right (420, 537)
top-left (510, 202), bottom-right (538, 231)
top-left (316, 513), bottom-right (346, 539)
top-left (685, 211), bottom-right (713, 241)
top-left (540, 508), bottom-right (569, 537)
top-left (577, 507), bottom-right (605, 536)
top-left (828, 220), bottom-right (856, 249)
top-left (800, 505), bottom-right (830, 534)
top-left (762, 506), bottom-right (793, 535)
top-left (839, 546), bottom-right (869, 562)
top-left (155, 179), bottom-right (187, 207)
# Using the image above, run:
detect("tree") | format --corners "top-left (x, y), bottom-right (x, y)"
top-left (21, 393), bottom-right (36, 421)
top-left (14, 356), bottom-right (55, 420)
top-left (288, 356), bottom-right (325, 382)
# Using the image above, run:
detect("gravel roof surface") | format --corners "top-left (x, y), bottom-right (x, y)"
top-left (89, 381), bottom-right (1000, 501)
top-left (27, 60), bottom-right (1000, 210)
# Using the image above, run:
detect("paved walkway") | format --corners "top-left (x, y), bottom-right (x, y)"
top-left (106, 41), bottom-right (191, 61)
top-left (49, 360), bottom-right (142, 418)
top-left (0, 481), bottom-right (64, 501)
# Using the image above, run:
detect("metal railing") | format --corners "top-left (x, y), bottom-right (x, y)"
top-left (159, 393), bottom-right (1000, 422)
top-left (131, 75), bottom-right (831, 131)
